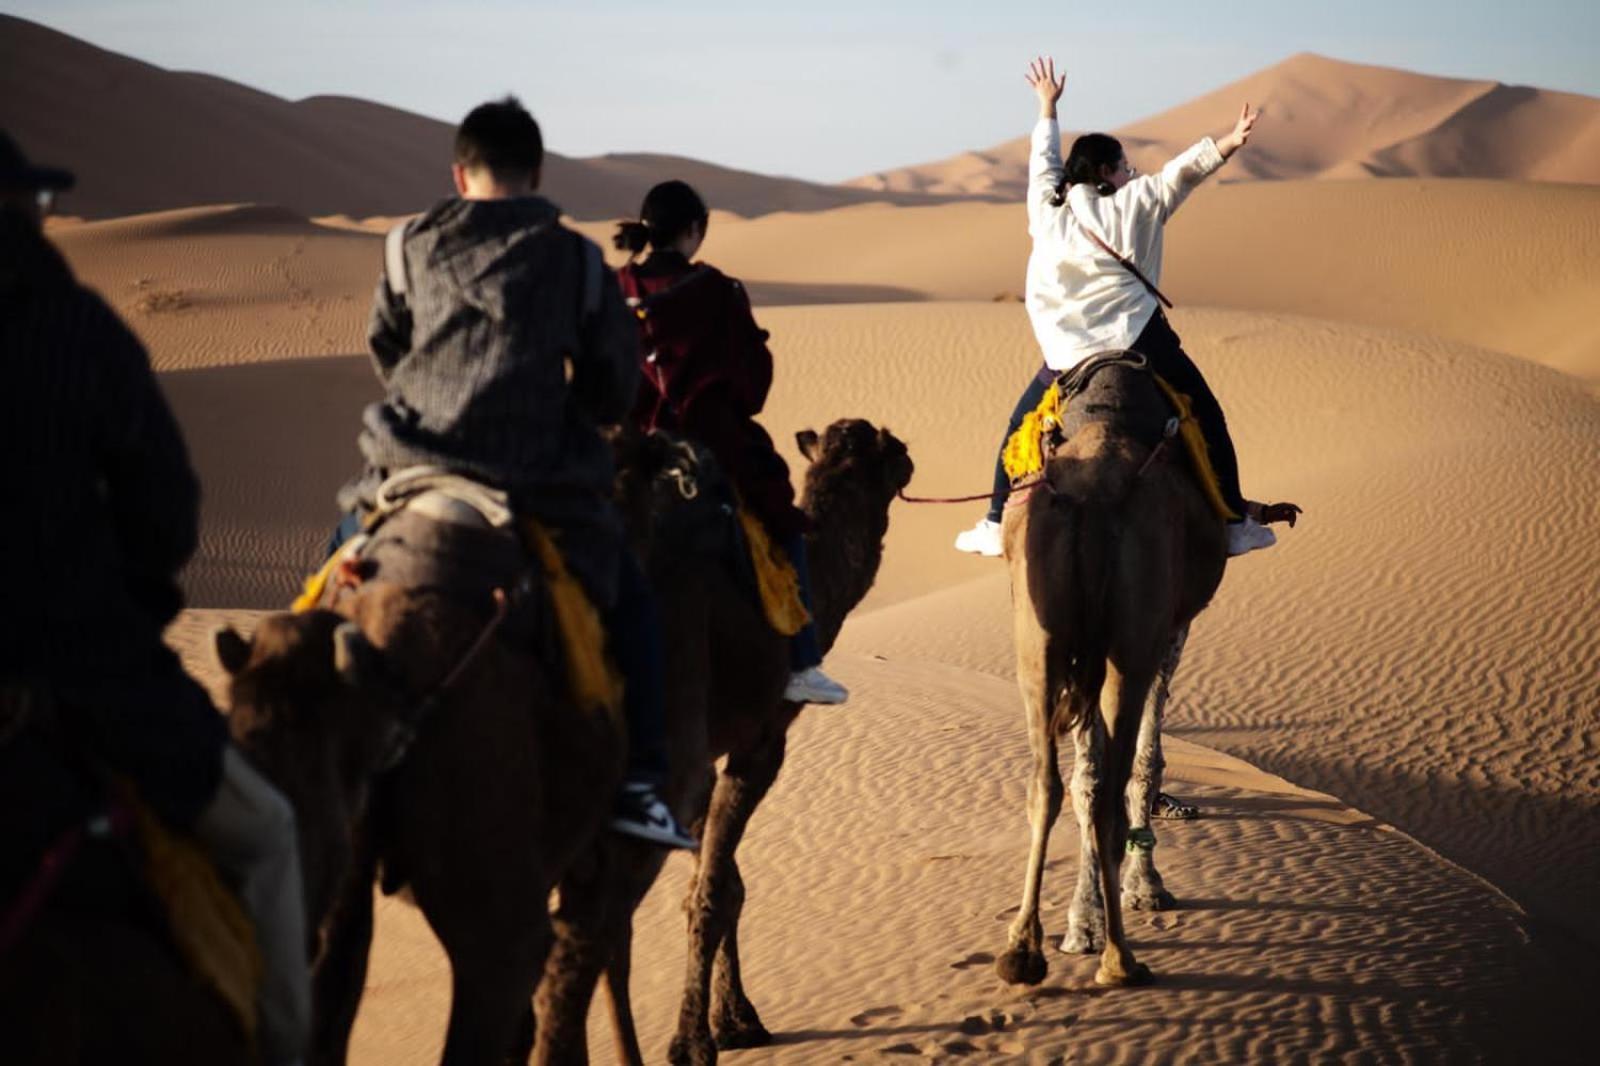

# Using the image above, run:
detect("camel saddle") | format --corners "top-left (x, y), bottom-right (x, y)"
top-left (1004, 351), bottom-right (1239, 520)
top-left (294, 468), bottom-right (622, 718)
top-left (622, 434), bottom-right (808, 636)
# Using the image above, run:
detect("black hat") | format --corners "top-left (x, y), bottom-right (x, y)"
top-left (0, 130), bottom-right (75, 192)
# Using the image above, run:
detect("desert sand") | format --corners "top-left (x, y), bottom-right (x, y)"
top-left (16, 13), bottom-right (1599, 1063)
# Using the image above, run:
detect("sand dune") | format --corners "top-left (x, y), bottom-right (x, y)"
top-left (849, 52), bottom-right (1600, 196)
top-left (0, 15), bottom-right (963, 221)
top-left (59, 179), bottom-right (1600, 388)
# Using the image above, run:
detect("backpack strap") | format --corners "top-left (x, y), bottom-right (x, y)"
top-left (384, 219), bottom-right (415, 300)
top-left (578, 234), bottom-right (603, 321)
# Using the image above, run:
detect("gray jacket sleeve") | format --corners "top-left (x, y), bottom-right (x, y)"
top-left (569, 255), bottom-right (640, 426)
top-left (368, 275), bottom-right (412, 382)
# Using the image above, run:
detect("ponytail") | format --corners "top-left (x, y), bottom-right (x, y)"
top-left (1049, 133), bottom-right (1124, 207)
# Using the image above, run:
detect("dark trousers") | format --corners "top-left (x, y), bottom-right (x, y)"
top-left (985, 311), bottom-right (1246, 520)
top-left (327, 512), bottom-right (670, 785)
top-left (784, 533), bottom-right (823, 671)
top-left (985, 365), bottom-right (1058, 522)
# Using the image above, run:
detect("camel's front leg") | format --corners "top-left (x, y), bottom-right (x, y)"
top-left (1122, 625), bottom-right (1188, 912)
top-left (310, 826), bottom-right (378, 1066)
top-left (996, 660), bottom-right (1064, 986)
top-left (1092, 664), bottom-right (1156, 987)
top-left (669, 730), bottom-right (787, 1066)
top-left (1062, 722), bottom-right (1105, 955)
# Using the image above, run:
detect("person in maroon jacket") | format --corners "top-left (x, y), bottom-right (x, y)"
top-left (615, 181), bottom-right (846, 706)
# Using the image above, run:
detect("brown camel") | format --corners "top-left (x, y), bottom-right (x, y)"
top-left (994, 364), bottom-right (1225, 989)
top-left (529, 418), bottom-right (914, 1066)
top-left (214, 504), bottom-right (626, 1066)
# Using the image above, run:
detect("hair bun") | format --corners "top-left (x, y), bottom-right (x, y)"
top-left (613, 219), bottom-right (651, 255)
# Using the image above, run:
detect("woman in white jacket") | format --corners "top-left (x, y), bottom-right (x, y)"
top-left (955, 56), bottom-right (1280, 559)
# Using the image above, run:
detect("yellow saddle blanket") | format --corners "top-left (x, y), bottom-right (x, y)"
top-left (125, 786), bottom-right (261, 1041)
top-left (1001, 372), bottom-right (1241, 521)
top-left (736, 507), bottom-right (810, 638)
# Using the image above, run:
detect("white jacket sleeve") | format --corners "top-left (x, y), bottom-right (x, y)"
top-left (1028, 118), bottom-right (1065, 231)
top-left (1133, 136), bottom-right (1226, 224)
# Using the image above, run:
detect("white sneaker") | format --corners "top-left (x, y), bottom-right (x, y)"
top-left (611, 782), bottom-right (698, 850)
top-left (954, 518), bottom-right (1003, 557)
top-left (785, 666), bottom-right (849, 705)
top-left (1226, 517), bottom-right (1277, 557)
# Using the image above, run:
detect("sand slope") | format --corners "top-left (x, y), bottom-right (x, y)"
top-left (0, 15), bottom-right (963, 221)
top-left (849, 52), bottom-right (1600, 196)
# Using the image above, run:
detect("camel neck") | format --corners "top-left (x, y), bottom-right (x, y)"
top-left (801, 483), bottom-right (891, 655)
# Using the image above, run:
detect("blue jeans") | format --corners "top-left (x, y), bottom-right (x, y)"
top-left (784, 533), bottom-right (823, 672)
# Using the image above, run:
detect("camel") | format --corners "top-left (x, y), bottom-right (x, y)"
top-left (214, 504), bottom-right (626, 1066)
top-left (994, 361), bottom-right (1225, 989)
top-left (528, 418), bottom-right (914, 1066)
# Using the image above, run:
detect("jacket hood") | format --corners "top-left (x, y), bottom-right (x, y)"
top-left (413, 195), bottom-right (564, 321)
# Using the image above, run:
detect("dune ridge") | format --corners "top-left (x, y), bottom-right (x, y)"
top-left (848, 52), bottom-right (1600, 196)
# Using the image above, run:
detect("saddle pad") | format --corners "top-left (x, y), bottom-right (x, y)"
top-left (127, 786), bottom-right (260, 1041)
top-left (520, 520), bottom-right (624, 716)
top-left (735, 507), bottom-right (810, 638)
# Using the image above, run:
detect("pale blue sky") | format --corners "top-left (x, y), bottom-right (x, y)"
top-left (10, 1), bottom-right (1599, 181)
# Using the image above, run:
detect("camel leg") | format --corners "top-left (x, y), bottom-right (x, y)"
top-left (532, 851), bottom-right (617, 1066)
top-left (710, 855), bottom-right (768, 1049)
top-left (996, 661), bottom-right (1064, 986)
top-left (1061, 722), bottom-right (1106, 955)
top-left (310, 828), bottom-right (379, 1066)
top-left (1122, 625), bottom-right (1188, 912)
top-left (669, 730), bottom-right (787, 1066)
top-left (1092, 663), bottom-right (1157, 988)
top-left (602, 918), bottom-right (646, 1066)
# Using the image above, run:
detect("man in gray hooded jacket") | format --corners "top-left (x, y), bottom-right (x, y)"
top-left (338, 98), bottom-right (694, 849)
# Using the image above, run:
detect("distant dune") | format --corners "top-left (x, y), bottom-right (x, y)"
top-left (848, 52), bottom-right (1600, 196)
top-left (0, 15), bottom-right (965, 221)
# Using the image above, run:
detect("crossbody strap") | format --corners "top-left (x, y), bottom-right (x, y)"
top-left (1070, 209), bottom-right (1175, 310)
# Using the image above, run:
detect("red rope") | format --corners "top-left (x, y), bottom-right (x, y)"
top-left (0, 799), bottom-right (134, 958)
top-left (898, 477), bottom-right (1043, 507)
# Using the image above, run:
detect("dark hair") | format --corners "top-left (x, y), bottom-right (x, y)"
top-left (613, 180), bottom-right (709, 256)
top-left (454, 96), bottom-right (544, 184)
top-left (1048, 133), bottom-right (1124, 206)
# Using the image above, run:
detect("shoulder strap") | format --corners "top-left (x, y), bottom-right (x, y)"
top-left (384, 219), bottom-right (414, 299)
top-left (580, 237), bottom-right (603, 320)
top-left (1068, 207), bottom-right (1174, 310)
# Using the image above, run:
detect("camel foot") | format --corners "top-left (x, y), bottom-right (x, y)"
top-left (1124, 884), bottom-right (1176, 912)
top-left (1060, 922), bottom-right (1103, 955)
top-left (713, 1000), bottom-right (771, 1050)
top-left (668, 1031), bottom-right (718, 1066)
top-left (1093, 960), bottom-right (1155, 988)
top-left (995, 946), bottom-right (1048, 986)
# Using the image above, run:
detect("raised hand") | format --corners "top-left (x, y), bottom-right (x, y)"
top-left (1218, 102), bottom-right (1261, 159)
top-left (1024, 56), bottom-right (1066, 118)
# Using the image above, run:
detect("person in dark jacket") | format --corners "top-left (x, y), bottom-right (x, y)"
top-left (615, 181), bottom-right (847, 706)
top-left (0, 132), bottom-right (310, 1066)
top-left (337, 98), bottom-right (694, 849)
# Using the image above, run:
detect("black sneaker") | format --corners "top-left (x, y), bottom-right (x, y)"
top-left (1150, 792), bottom-right (1199, 820)
top-left (611, 782), bottom-right (698, 849)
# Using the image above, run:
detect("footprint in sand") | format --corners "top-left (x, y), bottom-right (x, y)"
top-left (949, 951), bottom-right (995, 970)
top-left (849, 1005), bottom-right (902, 1027)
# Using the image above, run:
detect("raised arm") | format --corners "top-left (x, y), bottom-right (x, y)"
top-left (1141, 103), bottom-right (1261, 223)
top-left (1024, 56), bottom-right (1066, 224)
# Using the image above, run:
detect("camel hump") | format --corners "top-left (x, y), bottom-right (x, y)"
top-left (1056, 363), bottom-right (1170, 451)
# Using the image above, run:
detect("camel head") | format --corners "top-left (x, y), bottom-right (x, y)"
top-left (214, 604), bottom-right (409, 945)
top-left (795, 418), bottom-right (914, 511)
